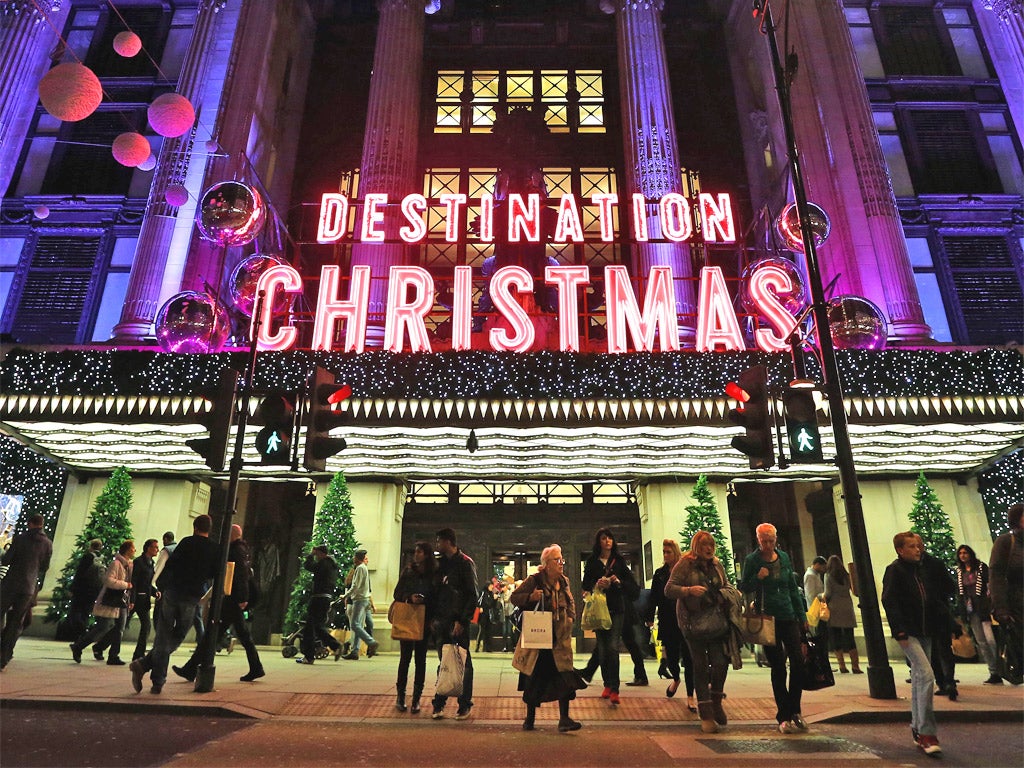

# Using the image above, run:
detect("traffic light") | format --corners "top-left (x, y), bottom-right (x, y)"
top-left (255, 393), bottom-right (295, 466)
top-left (303, 366), bottom-right (351, 472)
top-left (725, 364), bottom-right (775, 470)
top-left (783, 388), bottom-right (824, 463)
top-left (186, 369), bottom-right (238, 471)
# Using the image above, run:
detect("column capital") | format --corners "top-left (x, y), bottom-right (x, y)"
top-left (981, 0), bottom-right (1023, 23)
top-left (1, 1), bottom-right (60, 20)
top-left (609, 0), bottom-right (665, 13)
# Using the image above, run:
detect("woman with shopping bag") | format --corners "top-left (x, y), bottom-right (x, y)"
top-left (391, 541), bottom-right (437, 713)
top-left (510, 545), bottom-right (587, 732)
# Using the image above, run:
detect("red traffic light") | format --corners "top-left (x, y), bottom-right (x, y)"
top-left (725, 380), bottom-right (750, 403)
top-left (327, 384), bottom-right (352, 405)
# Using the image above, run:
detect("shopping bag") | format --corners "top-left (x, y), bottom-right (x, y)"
top-left (435, 643), bottom-right (467, 698)
top-left (802, 635), bottom-right (835, 691)
top-left (521, 601), bottom-right (553, 649)
top-left (581, 589), bottom-right (612, 631)
top-left (806, 596), bottom-right (822, 628)
top-left (388, 600), bottom-right (425, 641)
top-left (818, 601), bottom-right (831, 622)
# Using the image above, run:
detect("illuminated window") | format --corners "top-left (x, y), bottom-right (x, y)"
top-left (433, 70), bottom-right (605, 134)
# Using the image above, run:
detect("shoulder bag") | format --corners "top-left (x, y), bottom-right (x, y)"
top-left (389, 600), bottom-right (425, 641)
top-left (739, 585), bottom-right (776, 646)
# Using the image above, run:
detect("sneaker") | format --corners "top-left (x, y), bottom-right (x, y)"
top-left (366, 642), bottom-right (379, 658)
top-left (455, 706), bottom-right (472, 720)
top-left (791, 713), bottom-right (808, 731)
top-left (917, 734), bottom-right (942, 755)
top-left (984, 674), bottom-right (1003, 685)
top-left (431, 706), bottom-right (445, 720)
top-left (129, 660), bottom-right (145, 693)
top-left (93, 648), bottom-right (104, 661)
top-left (600, 687), bottom-right (611, 699)
top-left (779, 720), bottom-right (798, 734)
top-left (69, 644), bottom-right (82, 664)
top-left (295, 658), bottom-right (314, 665)
top-left (342, 651), bottom-right (359, 661)
top-left (608, 692), bottom-right (620, 706)
top-left (912, 727), bottom-right (920, 746)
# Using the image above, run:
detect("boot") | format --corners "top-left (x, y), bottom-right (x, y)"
top-left (836, 651), bottom-right (849, 673)
top-left (697, 702), bottom-right (719, 733)
top-left (710, 691), bottom-right (728, 727)
top-left (850, 649), bottom-right (863, 674)
top-left (523, 703), bottom-right (536, 731)
top-left (557, 698), bottom-right (582, 732)
top-left (410, 683), bottom-right (423, 714)
top-left (395, 684), bottom-right (407, 712)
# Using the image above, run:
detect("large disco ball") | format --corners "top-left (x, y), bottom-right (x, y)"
top-left (777, 202), bottom-right (831, 253)
top-left (155, 291), bottom-right (231, 353)
top-left (228, 253), bottom-right (288, 316)
top-left (195, 181), bottom-right (265, 247)
top-left (827, 295), bottom-right (887, 350)
top-left (740, 256), bottom-right (807, 316)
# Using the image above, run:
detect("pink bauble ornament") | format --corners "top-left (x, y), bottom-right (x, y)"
top-left (164, 183), bottom-right (189, 207)
top-left (112, 132), bottom-right (151, 167)
top-left (113, 30), bottom-right (142, 57)
top-left (776, 202), bottom-right (831, 253)
top-left (147, 93), bottom-right (195, 138)
top-left (155, 291), bottom-right (231, 353)
top-left (228, 254), bottom-right (288, 316)
top-left (739, 256), bottom-right (807, 317)
top-left (195, 181), bottom-right (265, 246)
top-left (33, 205), bottom-right (50, 220)
top-left (827, 295), bottom-right (887, 350)
top-left (37, 63), bottom-right (103, 122)
top-left (137, 153), bottom-right (157, 171)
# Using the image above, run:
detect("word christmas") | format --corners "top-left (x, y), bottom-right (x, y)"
top-left (253, 262), bottom-right (801, 355)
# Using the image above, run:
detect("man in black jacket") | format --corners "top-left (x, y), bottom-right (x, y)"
top-left (297, 545), bottom-right (343, 664)
top-left (881, 531), bottom-right (944, 757)
top-left (129, 538), bottom-right (158, 661)
top-left (0, 514), bottom-right (52, 669)
top-left (68, 539), bottom-right (103, 638)
top-left (431, 527), bottom-right (478, 721)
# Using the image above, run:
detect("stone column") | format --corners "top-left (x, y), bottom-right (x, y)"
top-left (974, 0), bottom-right (1024, 149)
top-left (349, 0), bottom-right (425, 344)
top-left (784, 0), bottom-right (931, 342)
top-left (0, 1), bottom-right (69, 197)
top-left (612, 0), bottom-right (697, 343)
top-left (111, 0), bottom-right (228, 341)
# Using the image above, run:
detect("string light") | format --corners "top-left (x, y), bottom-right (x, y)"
top-left (979, 450), bottom-right (1024, 537)
top-left (0, 436), bottom-right (68, 539)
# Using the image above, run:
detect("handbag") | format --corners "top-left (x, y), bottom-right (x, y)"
top-left (683, 605), bottom-right (729, 639)
top-left (99, 587), bottom-right (128, 608)
top-left (520, 593), bottom-right (554, 649)
top-left (818, 601), bottom-right (831, 623)
top-left (581, 588), bottom-right (612, 631)
top-left (739, 587), bottom-right (776, 646)
top-left (471, 606), bottom-right (482, 624)
top-left (802, 635), bottom-right (835, 691)
top-left (435, 642), bottom-right (467, 698)
top-left (388, 600), bottom-right (425, 641)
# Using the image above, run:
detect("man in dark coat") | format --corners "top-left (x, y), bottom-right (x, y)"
top-left (129, 538), bottom-right (159, 660)
top-left (1, 514), bottom-right (53, 669)
top-left (297, 544), bottom-right (343, 664)
top-left (431, 527), bottom-right (478, 721)
top-left (68, 539), bottom-right (104, 637)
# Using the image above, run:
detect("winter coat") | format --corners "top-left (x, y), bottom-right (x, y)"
top-left (956, 561), bottom-right (992, 619)
top-left (882, 556), bottom-right (951, 639)
top-left (739, 548), bottom-right (806, 621)
top-left (990, 530), bottom-right (1023, 620)
top-left (823, 573), bottom-right (856, 629)
top-left (665, 555), bottom-right (730, 638)
top-left (393, 563), bottom-right (436, 624)
top-left (433, 549), bottom-right (478, 632)
top-left (93, 554), bottom-right (133, 619)
top-left (0, 528), bottom-right (52, 596)
top-left (510, 571), bottom-right (576, 676)
top-left (582, 551), bottom-right (639, 616)
top-left (305, 554), bottom-right (339, 596)
top-left (646, 562), bottom-right (682, 643)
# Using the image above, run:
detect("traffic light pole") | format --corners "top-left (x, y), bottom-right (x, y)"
top-left (194, 291), bottom-right (265, 693)
top-left (758, 1), bottom-right (896, 698)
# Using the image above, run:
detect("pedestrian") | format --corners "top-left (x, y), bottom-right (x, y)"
top-left (804, 556), bottom-right (828, 639)
top-left (646, 538), bottom-right (695, 711)
top-left (430, 527), bottom-right (478, 721)
top-left (343, 549), bottom-right (378, 659)
top-left (296, 544), bottom-right (343, 664)
top-left (67, 539), bottom-right (103, 638)
top-left (152, 530), bottom-right (202, 644)
top-left (665, 530), bottom-right (737, 733)
top-left (510, 544), bottom-right (586, 732)
top-left (130, 515), bottom-right (219, 694)
top-left (393, 541), bottom-right (437, 713)
top-left (0, 514), bottom-right (52, 670)
top-left (129, 538), bottom-right (158, 661)
top-left (955, 544), bottom-right (1001, 685)
top-left (823, 555), bottom-right (861, 674)
top-left (918, 538), bottom-right (958, 700)
top-left (581, 527), bottom-right (639, 706)
top-left (739, 522), bottom-right (809, 734)
top-left (70, 540), bottom-right (135, 666)
top-left (881, 531), bottom-right (945, 756)
top-left (989, 502), bottom-right (1023, 682)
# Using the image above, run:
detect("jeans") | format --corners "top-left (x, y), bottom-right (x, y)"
top-left (763, 618), bottom-right (805, 722)
top-left (140, 592), bottom-right (199, 686)
top-left (396, 637), bottom-right (429, 695)
top-left (130, 600), bottom-right (151, 660)
top-left (902, 635), bottom-right (937, 737)
top-left (684, 633), bottom-right (729, 701)
top-left (76, 609), bottom-right (127, 660)
top-left (0, 591), bottom-right (34, 665)
top-left (595, 612), bottom-right (625, 692)
top-left (301, 595), bottom-right (340, 660)
top-left (432, 628), bottom-right (474, 711)
top-left (968, 614), bottom-right (999, 676)
top-left (349, 598), bottom-right (375, 652)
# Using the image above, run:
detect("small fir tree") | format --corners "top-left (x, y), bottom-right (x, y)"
top-left (679, 474), bottom-right (734, 577)
top-left (283, 471), bottom-right (361, 634)
top-left (909, 471), bottom-right (957, 573)
top-left (45, 466), bottom-right (134, 624)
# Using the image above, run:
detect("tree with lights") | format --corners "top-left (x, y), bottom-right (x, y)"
top-left (283, 472), bottom-right (361, 634)
top-left (909, 472), bottom-right (957, 573)
top-left (679, 474), bottom-right (735, 577)
top-left (45, 466), bottom-right (134, 626)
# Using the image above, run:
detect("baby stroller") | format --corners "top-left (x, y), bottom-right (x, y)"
top-left (281, 596), bottom-right (350, 658)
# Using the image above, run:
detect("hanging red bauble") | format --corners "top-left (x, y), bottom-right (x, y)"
top-left (37, 63), bottom-right (103, 122)
top-left (113, 31), bottom-right (143, 57)
top-left (164, 183), bottom-right (189, 207)
top-left (148, 93), bottom-right (195, 138)
top-left (112, 132), bottom-right (151, 167)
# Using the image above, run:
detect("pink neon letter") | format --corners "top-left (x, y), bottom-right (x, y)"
top-left (253, 265), bottom-right (302, 351)
top-left (384, 266), bottom-right (434, 353)
top-left (489, 266), bottom-right (535, 352)
top-left (659, 193), bottom-right (692, 241)
top-left (478, 193), bottom-right (494, 242)
top-left (695, 266), bottom-right (744, 351)
top-left (508, 194), bottom-right (541, 243)
top-left (312, 265), bottom-right (370, 353)
top-left (749, 263), bottom-right (800, 353)
top-left (451, 265), bottom-right (474, 351)
top-left (591, 194), bottom-right (618, 242)
top-left (698, 193), bottom-right (736, 242)
top-left (604, 265), bottom-right (680, 353)
top-left (438, 194), bottom-right (467, 243)
top-left (317, 193), bottom-right (349, 243)
top-left (360, 193), bottom-right (388, 242)
top-left (545, 265), bottom-right (590, 352)
top-left (631, 194), bottom-right (649, 242)
top-left (554, 194), bottom-right (584, 242)
top-left (400, 194), bottom-right (428, 243)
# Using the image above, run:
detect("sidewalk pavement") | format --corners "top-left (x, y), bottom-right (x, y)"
top-left (1, 638), bottom-right (1021, 726)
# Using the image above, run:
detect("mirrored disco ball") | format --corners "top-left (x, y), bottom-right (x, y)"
top-left (228, 253), bottom-right (288, 316)
top-left (827, 295), bottom-right (887, 350)
top-left (195, 181), bottom-right (265, 247)
top-left (739, 256), bottom-right (807, 316)
top-left (155, 291), bottom-right (231, 353)
top-left (776, 202), bottom-right (831, 253)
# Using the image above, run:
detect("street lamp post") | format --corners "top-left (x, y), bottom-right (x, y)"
top-left (194, 291), bottom-right (265, 693)
top-left (756, 0), bottom-right (897, 699)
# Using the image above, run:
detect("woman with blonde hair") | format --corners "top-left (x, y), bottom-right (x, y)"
top-left (646, 538), bottom-right (696, 710)
top-left (665, 531), bottom-right (734, 733)
top-left (510, 544), bottom-right (587, 732)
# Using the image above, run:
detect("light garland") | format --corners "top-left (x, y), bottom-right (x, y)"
top-left (0, 436), bottom-right (68, 539)
top-left (979, 449), bottom-right (1024, 537)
